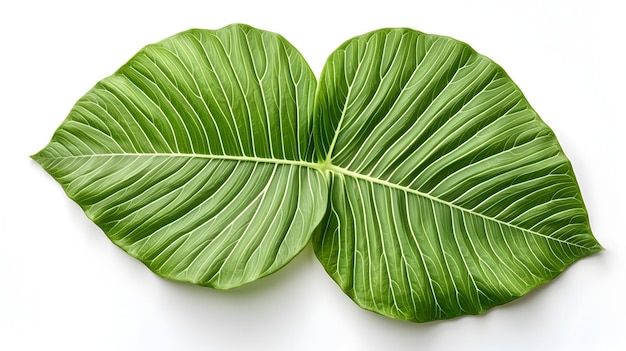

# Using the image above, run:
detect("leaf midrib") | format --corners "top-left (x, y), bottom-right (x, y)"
top-left (35, 151), bottom-right (587, 250)
top-left (325, 164), bottom-right (588, 249)
top-left (33, 152), bottom-right (322, 170)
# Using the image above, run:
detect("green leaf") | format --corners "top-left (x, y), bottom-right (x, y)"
top-left (32, 24), bottom-right (328, 289)
top-left (313, 28), bottom-right (602, 322)
top-left (34, 24), bottom-right (601, 322)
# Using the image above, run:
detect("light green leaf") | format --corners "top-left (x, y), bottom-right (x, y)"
top-left (313, 28), bottom-right (601, 322)
top-left (33, 24), bottom-right (327, 289)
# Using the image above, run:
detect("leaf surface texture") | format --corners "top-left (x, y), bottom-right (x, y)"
top-left (34, 24), bottom-right (327, 289)
top-left (313, 28), bottom-right (601, 321)
top-left (34, 25), bottom-right (601, 321)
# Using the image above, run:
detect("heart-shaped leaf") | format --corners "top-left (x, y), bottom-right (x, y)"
top-left (33, 24), bottom-right (328, 289)
top-left (313, 28), bottom-right (602, 322)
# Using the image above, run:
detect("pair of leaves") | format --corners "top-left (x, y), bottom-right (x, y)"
top-left (33, 24), bottom-right (601, 322)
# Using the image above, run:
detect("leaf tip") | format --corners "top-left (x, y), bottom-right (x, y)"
top-left (30, 147), bottom-right (53, 168)
top-left (594, 242), bottom-right (606, 253)
top-left (30, 147), bottom-right (47, 162)
top-left (30, 151), bottom-right (42, 163)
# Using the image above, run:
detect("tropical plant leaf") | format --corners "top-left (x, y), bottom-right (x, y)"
top-left (32, 24), bottom-right (328, 289)
top-left (313, 28), bottom-right (602, 322)
top-left (34, 24), bottom-right (601, 322)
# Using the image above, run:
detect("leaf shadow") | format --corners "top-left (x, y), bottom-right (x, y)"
top-left (155, 243), bottom-right (318, 300)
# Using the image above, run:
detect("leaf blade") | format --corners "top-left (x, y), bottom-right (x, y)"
top-left (34, 24), bottom-right (327, 289)
top-left (314, 28), bottom-right (601, 322)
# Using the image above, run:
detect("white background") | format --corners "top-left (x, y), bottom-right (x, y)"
top-left (1, 0), bottom-right (624, 350)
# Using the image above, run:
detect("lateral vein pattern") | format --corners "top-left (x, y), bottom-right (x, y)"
top-left (34, 24), bottom-right (601, 322)
top-left (313, 28), bottom-right (600, 322)
top-left (34, 24), bottom-right (328, 289)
